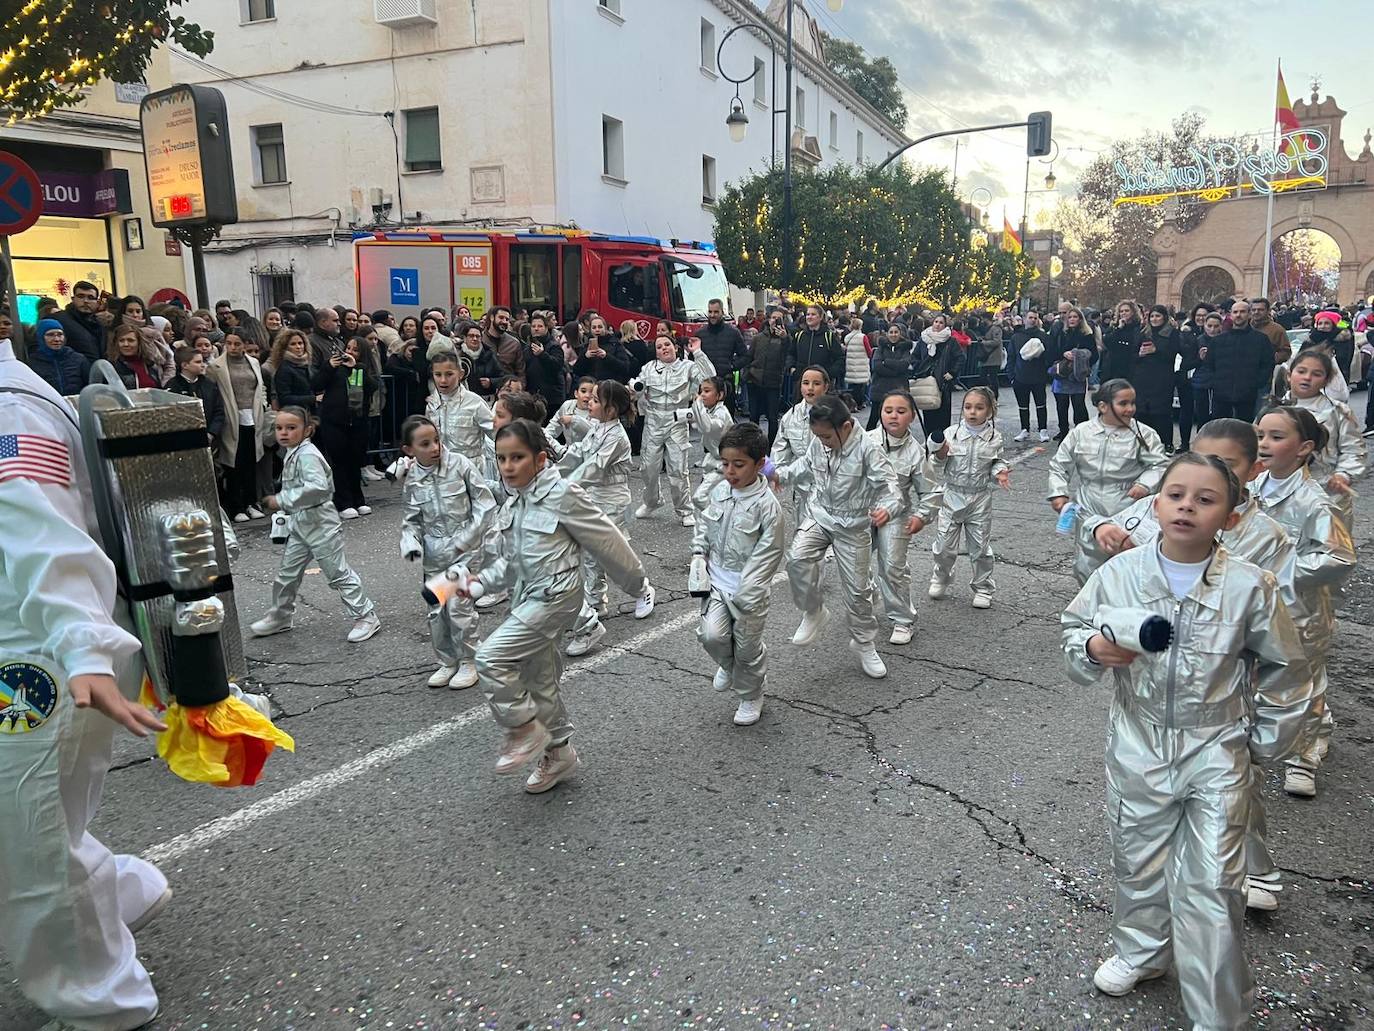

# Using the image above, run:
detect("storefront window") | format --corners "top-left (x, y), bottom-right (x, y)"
top-left (9, 215), bottom-right (114, 299)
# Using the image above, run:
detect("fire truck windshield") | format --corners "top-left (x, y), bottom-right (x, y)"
top-left (664, 259), bottom-right (730, 322)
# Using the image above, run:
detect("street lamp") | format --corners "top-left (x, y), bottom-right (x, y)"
top-left (827, 0), bottom-right (845, 11)
top-left (726, 98), bottom-right (749, 144)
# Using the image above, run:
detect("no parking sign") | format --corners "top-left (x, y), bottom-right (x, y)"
top-left (0, 152), bottom-right (43, 237)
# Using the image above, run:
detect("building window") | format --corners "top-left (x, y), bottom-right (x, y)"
top-left (795, 87), bottom-right (805, 129)
top-left (856, 129), bottom-right (864, 163)
top-left (403, 107), bottom-right (442, 172)
top-left (251, 123), bottom-right (287, 184)
top-left (828, 111), bottom-right (837, 150)
top-left (598, 0), bottom-right (620, 13)
top-left (602, 115), bottom-right (625, 181)
top-left (752, 58), bottom-right (766, 104)
top-left (241, 0), bottom-right (275, 22)
top-left (702, 155), bottom-right (717, 205)
top-left (252, 264), bottom-right (295, 313)
top-left (699, 19), bottom-right (715, 72)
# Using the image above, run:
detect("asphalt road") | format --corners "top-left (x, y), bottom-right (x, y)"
top-left (3, 399), bottom-right (1372, 1031)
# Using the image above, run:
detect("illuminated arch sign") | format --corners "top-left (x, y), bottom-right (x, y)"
top-left (1114, 128), bottom-right (1328, 207)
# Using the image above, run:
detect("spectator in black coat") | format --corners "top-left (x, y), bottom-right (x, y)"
top-left (384, 338), bottom-right (427, 417)
top-left (524, 313), bottom-right (567, 414)
top-left (866, 325), bottom-right (916, 431)
top-left (1131, 305), bottom-right (1182, 448)
top-left (1009, 312), bottom-right (1057, 440)
top-left (166, 345), bottom-right (226, 446)
top-left (693, 298), bottom-right (749, 408)
top-left (747, 314), bottom-right (789, 444)
top-left (53, 281), bottom-right (106, 363)
top-left (786, 304), bottom-right (845, 391)
top-left (270, 329), bottom-right (318, 413)
top-left (573, 315), bottom-right (634, 382)
top-left (1100, 300), bottom-right (1144, 382)
top-left (28, 318), bottom-right (91, 394)
top-left (1201, 299), bottom-right (1275, 421)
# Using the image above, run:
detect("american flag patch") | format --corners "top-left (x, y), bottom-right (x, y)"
top-left (0, 434), bottom-right (72, 487)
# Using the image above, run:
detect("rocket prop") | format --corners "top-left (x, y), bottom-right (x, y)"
top-left (79, 375), bottom-right (294, 786)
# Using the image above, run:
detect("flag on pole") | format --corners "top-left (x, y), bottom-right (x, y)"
top-left (1275, 61), bottom-right (1305, 154)
top-left (1002, 216), bottom-right (1022, 254)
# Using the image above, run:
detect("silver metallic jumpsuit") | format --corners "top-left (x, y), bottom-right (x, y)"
top-left (927, 421), bottom-right (1008, 597)
top-left (544, 398), bottom-right (594, 447)
top-left (474, 466), bottom-right (647, 743)
top-left (1288, 391), bottom-right (1366, 534)
top-left (400, 449), bottom-right (497, 669)
top-left (1046, 416), bottom-right (1168, 584)
top-left (777, 426), bottom-right (900, 647)
top-left (771, 400), bottom-right (814, 523)
top-left (866, 427), bottom-right (942, 629)
top-left (692, 475), bottom-right (786, 701)
top-left (559, 418), bottom-right (634, 638)
top-left (1253, 467), bottom-right (1357, 777)
top-left (689, 396), bottom-right (737, 507)
top-left (1063, 545), bottom-right (1313, 1031)
top-left (636, 350), bottom-right (715, 519)
top-left (266, 439), bottom-right (375, 621)
top-left (426, 385), bottom-right (494, 466)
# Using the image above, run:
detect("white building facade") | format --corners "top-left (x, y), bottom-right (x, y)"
top-left (175, 0), bottom-right (907, 313)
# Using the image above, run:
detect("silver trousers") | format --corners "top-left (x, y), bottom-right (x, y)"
top-left (476, 591), bottom-right (582, 743)
top-left (872, 520), bottom-right (916, 628)
top-left (269, 526), bottom-right (373, 620)
top-left (1105, 705), bottom-right (1252, 1031)
top-left (640, 416), bottom-right (690, 517)
top-left (931, 488), bottom-right (996, 594)
top-left (1285, 660), bottom-right (1333, 772)
top-left (424, 562), bottom-right (479, 668)
top-left (698, 588), bottom-right (768, 700)
top-left (787, 521), bottom-right (878, 646)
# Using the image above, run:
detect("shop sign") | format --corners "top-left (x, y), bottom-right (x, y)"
top-left (1113, 127), bottom-right (1329, 207)
top-left (39, 169), bottom-right (132, 218)
top-left (139, 84), bottom-right (238, 227)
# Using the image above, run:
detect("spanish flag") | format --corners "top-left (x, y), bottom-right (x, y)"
top-left (1002, 217), bottom-right (1022, 254)
top-left (1275, 61), bottom-right (1304, 155)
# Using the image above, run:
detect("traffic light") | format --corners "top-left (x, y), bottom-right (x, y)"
top-left (1027, 111), bottom-right (1053, 157)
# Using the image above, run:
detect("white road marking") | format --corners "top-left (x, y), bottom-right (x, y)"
top-left (141, 583), bottom-right (768, 865)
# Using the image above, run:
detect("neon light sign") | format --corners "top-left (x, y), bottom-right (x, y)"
top-left (1113, 128), bottom-right (1328, 207)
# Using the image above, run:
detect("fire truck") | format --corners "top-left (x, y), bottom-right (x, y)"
top-left (354, 228), bottom-right (732, 337)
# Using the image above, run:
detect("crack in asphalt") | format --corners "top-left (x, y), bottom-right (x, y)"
top-left (1275, 864), bottom-right (1374, 889)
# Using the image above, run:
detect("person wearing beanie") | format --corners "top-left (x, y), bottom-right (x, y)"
top-left (28, 318), bottom-right (91, 394)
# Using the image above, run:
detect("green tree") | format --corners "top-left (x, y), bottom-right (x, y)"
top-left (821, 33), bottom-right (907, 129)
top-left (713, 161), bottom-right (1031, 310)
top-left (1, 0), bottom-right (213, 122)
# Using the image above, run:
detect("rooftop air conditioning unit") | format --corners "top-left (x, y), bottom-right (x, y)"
top-left (375, 0), bottom-right (437, 28)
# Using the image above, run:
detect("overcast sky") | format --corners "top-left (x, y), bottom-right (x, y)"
top-left (822, 0), bottom-right (1374, 225)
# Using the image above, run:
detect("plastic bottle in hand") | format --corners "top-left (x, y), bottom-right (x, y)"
top-left (422, 566), bottom-right (482, 606)
top-left (1055, 502), bottom-right (1079, 535)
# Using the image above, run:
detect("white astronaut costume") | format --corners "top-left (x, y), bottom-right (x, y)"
top-left (544, 398), bottom-right (593, 447)
top-left (1287, 391), bottom-right (1366, 534)
top-left (1253, 466), bottom-right (1357, 778)
top-left (426, 384), bottom-right (494, 466)
top-left (634, 348), bottom-right (715, 520)
top-left (692, 474), bottom-right (786, 701)
top-left (927, 421), bottom-right (1008, 599)
top-left (687, 396), bottom-right (736, 508)
top-left (400, 449), bottom-right (497, 670)
top-left (776, 424), bottom-right (900, 647)
top-left (1046, 415), bottom-right (1168, 584)
top-left (771, 400), bottom-right (814, 523)
top-left (474, 465), bottom-right (647, 742)
top-left (264, 439), bottom-right (375, 623)
top-left (558, 418), bottom-right (634, 640)
top-left (0, 339), bottom-right (164, 1029)
top-left (1063, 544), bottom-right (1313, 1031)
top-left (865, 427), bottom-right (942, 630)
top-left (1079, 489), bottom-right (1305, 898)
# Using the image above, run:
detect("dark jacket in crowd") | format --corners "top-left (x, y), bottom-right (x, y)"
top-left (274, 360), bottom-right (317, 413)
top-left (787, 327), bottom-right (845, 383)
top-left (384, 350), bottom-right (427, 416)
top-left (693, 320), bottom-right (749, 378)
top-left (1201, 327), bottom-right (1274, 403)
top-left (524, 334), bottom-right (568, 414)
top-left (109, 354), bottom-right (161, 391)
top-left (308, 329), bottom-right (343, 372)
top-left (312, 358), bottom-right (359, 426)
top-left (1130, 323), bottom-right (1181, 413)
top-left (1100, 322), bottom-right (1143, 382)
top-left (747, 328), bottom-right (788, 390)
top-left (461, 344), bottom-right (506, 400)
top-left (485, 330), bottom-right (526, 384)
top-left (870, 337), bottom-right (915, 402)
top-left (28, 344), bottom-right (91, 395)
top-left (1010, 327), bottom-right (1056, 386)
top-left (166, 373), bottom-right (226, 439)
top-left (54, 305), bottom-right (105, 364)
top-left (572, 335), bottom-right (635, 383)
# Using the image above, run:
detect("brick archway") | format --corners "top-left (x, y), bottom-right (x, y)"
top-left (1244, 214), bottom-right (1359, 272)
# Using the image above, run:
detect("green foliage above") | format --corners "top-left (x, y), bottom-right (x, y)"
top-left (821, 32), bottom-right (907, 130)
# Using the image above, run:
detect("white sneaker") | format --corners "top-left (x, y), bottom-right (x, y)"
top-left (1013, 429), bottom-right (1030, 442)
top-left (347, 612), bottom-right (381, 643)
top-left (357, 505), bottom-right (373, 516)
top-left (250, 611), bottom-right (293, 637)
top-left (928, 579), bottom-right (947, 599)
top-left (246, 505), bottom-right (266, 520)
top-left (733, 697), bottom-right (764, 725)
top-left (633, 503), bottom-right (656, 519)
top-left (1246, 877), bottom-right (1280, 911)
top-left (634, 582), bottom-right (656, 619)
top-left (971, 592), bottom-right (992, 609)
top-left (713, 667), bottom-right (732, 692)
top-left (1039, 428), bottom-right (1052, 443)
top-left (790, 605), bottom-right (828, 645)
top-left (1092, 955), bottom-right (1166, 997)
top-left (680, 512), bottom-right (696, 527)
top-left (476, 588), bottom-right (508, 609)
top-left (127, 885), bottom-right (173, 934)
top-left (448, 662), bottom-right (478, 689)
top-left (849, 639), bottom-right (887, 678)
top-left (340, 507), bottom-right (360, 520)
top-left (1284, 767), bottom-right (1317, 797)
top-left (495, 719), bottom-right (551, 775)
top-left (427, 664), bottom-right (458, 688)
top-left (565, 622), bottom-right (606, 657)
top-left (362, 467), bottom-right (384, 482)
top-left (889, 624), bottom-right (914, 645)
top-left (524, 743), bottom-right (580, 793)
top-left (233, 512), bottom-right (250, 523)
